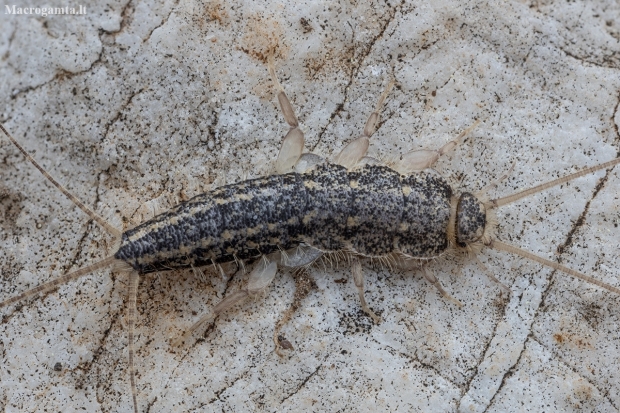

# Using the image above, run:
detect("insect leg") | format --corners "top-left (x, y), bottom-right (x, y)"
top-left (420, 264), bottom-right (463, 307)
top-left (294, 153), bottom-right (326, 173)
top-left (392, 120), bottom-right (480, 174)
top-left (273, 268), bottom-right (316, 356)
top-left (278, 244), bottom-right (323, 268)
top-left (354, 156), bottom-right (382, 168)
top-left (351, 256), bottom-right (382, 323)
top-left (269, 59), bottom-right (305, 174)
top-left (335, 81), bottom-right (394, 170)
top-left (473, 255), bottom-right (511, 293)
top-left (475, 162), bottom-right (516, 197)
top-left (129, 193), bottom-right (170, 227)
top-left (171, 259), bottom-right (278, 347)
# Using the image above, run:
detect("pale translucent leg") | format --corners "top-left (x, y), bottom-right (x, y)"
top-left (351, 257), bottom-right (382, 323)
top-left (294, 153), bottom-right (325, 173)
top-left (392, 120), bottom-right (481, 174)
top-left (129, 194), bottom-right (169, 228)
top-left (171, 260), bottom-right (278, 347)
top-left (476, 161), bottom-right (516, 196)
top-left (473, 255), bottom-right (511, 293)
top-left (420, 265), bottom-right (463, 307)
top-left (354, 156), bottom-right (382, 169)
top-left (269, 59), bottom-right (305, 174)
top-left (335, 81), bottom-right (395, 169)
top-left (277, 244), bottom-right (323, 268)
top-left (273, 268), bottom-right (316, 356)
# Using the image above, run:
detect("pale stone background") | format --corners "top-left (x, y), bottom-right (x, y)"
top-left (1, 0), bottom-right (619, 412)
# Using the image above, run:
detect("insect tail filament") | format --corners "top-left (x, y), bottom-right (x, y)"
top-left (0, 255), bottom-right (119, 308)
top-left (127, 271), bottom-right (140, 413)
top-left (487, 239), bottom-right (620, 295)
top-left (0, 123), bottom-right (122, 240)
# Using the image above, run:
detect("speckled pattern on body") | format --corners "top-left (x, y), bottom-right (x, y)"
top-left (398, 170), bottom-right (454, 257)
top-left (115, 163), bottom-right (456, 273)
top-left (456, 192), bottom-right (487, 246)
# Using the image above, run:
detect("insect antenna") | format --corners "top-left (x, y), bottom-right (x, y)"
top-left (485, 157), bottom-right (620, 210)
top-left (487, 239), bottom-right (620, 295)
top-left (0, 123), bottom-right (122, 240)
top-left (1, 123), bottom-right (143, 411)
top-left (481, 156), bottom-right (620, 295)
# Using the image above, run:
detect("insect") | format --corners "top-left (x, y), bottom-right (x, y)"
top-left (1, 57), bottom-right (619, 413)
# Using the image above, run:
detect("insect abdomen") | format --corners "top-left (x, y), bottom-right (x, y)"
top-left (115, 173), bottom-right (307, 272)
top-left (114, 164), bottom-right (454, 273)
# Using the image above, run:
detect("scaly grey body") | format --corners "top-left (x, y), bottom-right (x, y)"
top-left (115, 163), bottom-right (455, 274)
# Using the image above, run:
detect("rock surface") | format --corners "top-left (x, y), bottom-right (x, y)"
top-left (1, 1), bottom-right (619, 412)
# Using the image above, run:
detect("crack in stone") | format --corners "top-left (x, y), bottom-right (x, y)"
top-left (558, 45), bottom-right (620, 70)
top-left (1, 24), bottom-right (16, 61)
top-left (9, 46), bottom-right (105, 101)
top-left (154, 265), bottom-right (242, 408)
top-left (280, 358), bottom-right (325, 404)
top-left (459, 289), bottom-right (511, 400)
top-left (144, 395), bottom-right (158, 413)
top-left (613, 92), bottom-right (620, 154)
top-left (101, 86), bottom-right (147, 145)
top-left (142, 0), bottom-right (182, 45)
top-left (479, 332), bottom-right (530, 413)
top-left (116, 0), bottom-right (135, 35)
top-left (76, 307), bottom-right (122, 385)
top-left (528, 334), bottom-right (619, 411)
top-left (465, 155), bottom-right (619, 412)
top-left (311, 0), bottom-right (404, 152)
top-left (207, 373), bottom-right (247, 405)
top-left (374, 337), bottom-right (461, 390)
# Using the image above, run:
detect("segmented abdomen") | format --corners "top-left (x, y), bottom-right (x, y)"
top-left (115, 164), bottom-right (453, 273)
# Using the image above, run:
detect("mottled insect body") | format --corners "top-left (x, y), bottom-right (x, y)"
top-left (117, 163), bottom-right (457, 275)
top-left (1, 60), bottom-right (619, 413)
